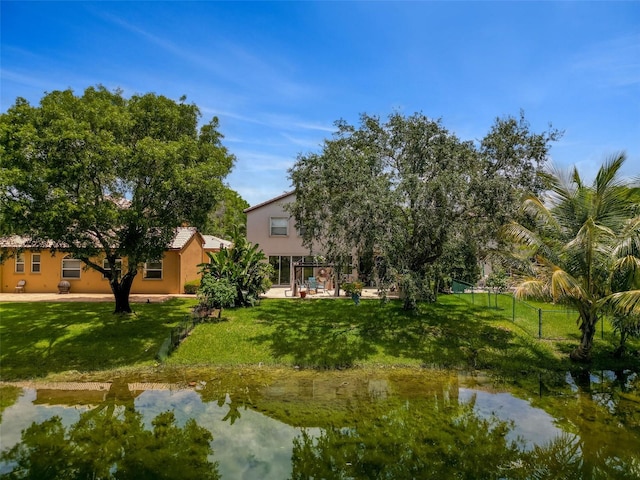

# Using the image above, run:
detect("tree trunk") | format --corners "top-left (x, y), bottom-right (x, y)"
top-left (333, 267), bottom-right (342, 298)
top-left (570, 311), bottom-right (598, 362)
top-left (613, 331), bottom-right (628, 359)
top-left (111, 273), bottom-right (136, 314)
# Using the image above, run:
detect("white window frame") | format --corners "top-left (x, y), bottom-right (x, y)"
top-left (270, 217), bottom-right (289, 237)
top-left (62, 256), bottom-right (82, 279)
top-left (102, 258), bottom-right (122, 279)
top-left (143, 260), bottom-right (163, 280)
top-left (15, 253), bottom-right (25, 273)
top-left (31, 253), bottom-right (41, 273)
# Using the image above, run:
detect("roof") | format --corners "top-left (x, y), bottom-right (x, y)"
top-left (244, 190), bottom-right (295, 213)
top-left (202, 234), bottom-right (232, 250)
top-left (169, 227), bottom-right (199, 250)
top-left (0, 235), bottom-right (27, 248)
top-left (1, 227), bottom-right (203, 251)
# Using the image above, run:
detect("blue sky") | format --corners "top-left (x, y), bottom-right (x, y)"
top-left (2, 1), bottom-right (639, 206)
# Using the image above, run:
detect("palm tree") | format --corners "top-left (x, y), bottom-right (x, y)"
top-left (503, 154), bottom-right (640, 362)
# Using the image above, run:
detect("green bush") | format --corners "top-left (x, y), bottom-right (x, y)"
top-left (184, 279), bottom-right (200, 294)
top-left (198, 277), bottom-right (237, 317)
top-left (343, 281), bottom-right (364, 296)
top-left (199, 227), bottom-right (273, 307)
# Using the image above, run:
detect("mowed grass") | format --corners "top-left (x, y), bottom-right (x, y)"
top-left (2, 295), bottom-right (638, 381)
top-left (0, 298), bottom-right (197, 380)
top-left (168, 296), bottom-right (639, 372)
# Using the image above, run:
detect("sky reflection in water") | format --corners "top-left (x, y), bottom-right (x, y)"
top-left (1, 370), bottom-right (638, 479)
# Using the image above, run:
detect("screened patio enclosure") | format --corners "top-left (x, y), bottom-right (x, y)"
top-left (268, 256), bottom-right (333, 286)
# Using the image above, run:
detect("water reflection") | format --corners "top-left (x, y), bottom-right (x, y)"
top-left (1, 370), bottom-right (638, 479)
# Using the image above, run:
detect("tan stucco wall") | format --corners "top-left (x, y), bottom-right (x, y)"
top-left (129, 251), bottom-right (180, 294)
top-left (0, 250), bottom-right (111, 294)
top-left (0, 247), bottom-right (202, 294)
top-left (178, 234), bottom-right (205, 291)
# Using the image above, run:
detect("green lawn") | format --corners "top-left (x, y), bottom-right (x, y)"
top-left (1, 295), bottom-right (638, 381)
top-left (168, 296), bottom-right (639, 373)
top-left (0, 299), bottom-right (197, 380)
top-left (455, 292), bottom-right (617, 340)
top-left (169, 295), bottom-right (528, 369)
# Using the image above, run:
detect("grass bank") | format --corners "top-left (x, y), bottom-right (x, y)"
top-left (1, 296), bottom-right (638, 382)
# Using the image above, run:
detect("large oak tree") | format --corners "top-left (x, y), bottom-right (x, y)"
top-left (0, 86), bottom-right (235, 313)
top-left (288, 112), bottom-right (559, 309)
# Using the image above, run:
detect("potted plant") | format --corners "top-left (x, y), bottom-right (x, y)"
top-left (58, 281), bottom-right (71, 294)
top-left (343, 281), bottom-right (363, 304)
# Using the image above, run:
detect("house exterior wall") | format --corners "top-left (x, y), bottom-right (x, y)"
top-left (178, 234), bottom-right (205, 290)
top-left (246, 192), bottom-right (340, 287)
top-left (0, 243), bottom-right (204, 294)
top-left (246, 193), bottom-right (310, 259)
top-left (129, 250), bottom-right (181, 295)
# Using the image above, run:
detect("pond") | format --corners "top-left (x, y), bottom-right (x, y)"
top-left (1, 368), bottom-right (639, 479)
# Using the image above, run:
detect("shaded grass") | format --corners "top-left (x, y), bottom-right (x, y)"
top-left (0, 299), bottom-right (197, 380)
top-left (2, 296), bottom-right (638, 381)
top-left (169, 296), bottom-right (639, 373)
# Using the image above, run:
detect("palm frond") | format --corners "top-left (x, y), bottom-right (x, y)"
top-left (566, 218), bottom-right (616, 252)
top-left (513, 278), bottom-right (549, 300)
top-left (521, 194), bottom-right (561, 231)
top-left (544, 164), bottom-right (579, 208)
top-left (613, 255), bottom-right (640, 273)
top-left (600, 290), bottom-right (640, 316)
top-left (595, 152), bottom-right (625, 196)
top-left (571, 166), bottom-right (583, 188)
top-left (502, 222), bottom-right (544, 250)
top-left (613, 216), bottom-right (640, 258)
top-left (550, 268), bottom-right (589, 303)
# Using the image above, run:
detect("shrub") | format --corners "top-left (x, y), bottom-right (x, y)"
top-left (184, 279), bottom-right (200, 294)
top-left (198, 277), bottom-right (237, 318)
top-left (343, 281), bottom-right (364, 296)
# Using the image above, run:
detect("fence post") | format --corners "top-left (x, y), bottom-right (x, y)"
top-left (488, 290), bottom-right (491, 308)
top-left (538, 309), bottom-right (542, 339)
top-left (512, 295), bottom-right (516, 322)
top-left (471, 287), bottom-right (474, 304)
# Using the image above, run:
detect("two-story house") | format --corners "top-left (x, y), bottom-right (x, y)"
top-left (244, 191), bottom-right (331, 288)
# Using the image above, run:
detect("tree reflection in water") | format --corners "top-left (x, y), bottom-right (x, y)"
top-left (1, 369), bottom-right (639, 479)
top-left (286, 371), bottom-right (640, 480)
top-left (1, 408), bottom-right (219, 480)
top-left (291, 394), bottom-right (521, 479)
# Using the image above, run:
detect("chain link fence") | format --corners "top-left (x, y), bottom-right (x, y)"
top-left (451, 279), bottom-right (608, 340)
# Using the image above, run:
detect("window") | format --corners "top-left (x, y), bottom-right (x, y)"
top-left (103, 258), bottom-right (122, 279)
top-left (62, 256), bottom-right (81, 279)
top-left (144, 260), bottom-right (163, 279)
top-left (270, 217), bottom-right (289, 236)
top-left (269, 256), bottom-right (291, 285)
top-left (297, 223), bottom-right (307, 237)
top-left (15, 253), bottom-right (25, 273)
top-left (31, 253), bottom-right (41, 273)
